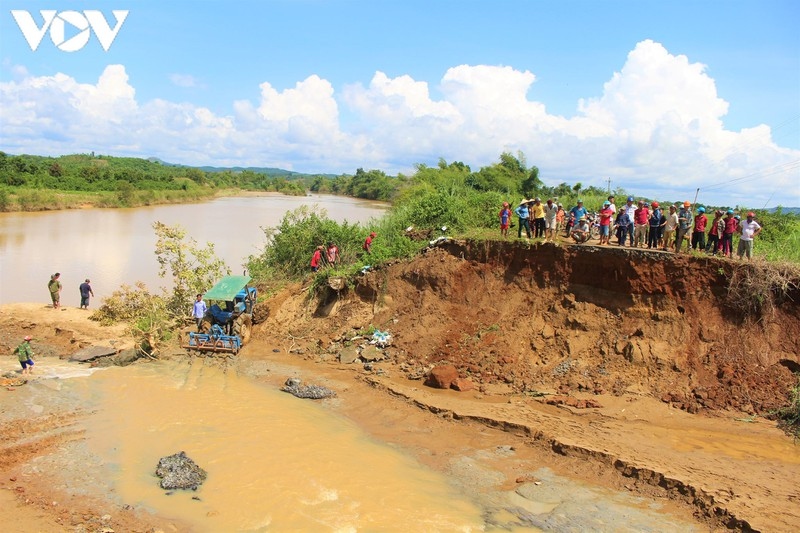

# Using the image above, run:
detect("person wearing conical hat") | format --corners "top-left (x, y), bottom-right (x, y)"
top-left (514, 199), bottom-right (532, 239)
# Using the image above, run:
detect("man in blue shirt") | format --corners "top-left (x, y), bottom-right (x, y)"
top-left (568, 200), bottom-right (587, 235)
top-left (192, 294), bottom-right (207, 331)
top-left (514, 199), bottom-right (532, 239)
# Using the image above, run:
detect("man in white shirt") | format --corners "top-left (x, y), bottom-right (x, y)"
top-left (737, 212), bottom-right (762, 260)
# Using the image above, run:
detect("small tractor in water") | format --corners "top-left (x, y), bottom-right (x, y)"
top-left (183, 275), bottom-right (264, 355)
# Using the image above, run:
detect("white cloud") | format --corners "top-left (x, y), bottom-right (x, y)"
top-left (169, 73), bottom-right (199, 88)
top-left (0, 40), bottom-right (797, 207)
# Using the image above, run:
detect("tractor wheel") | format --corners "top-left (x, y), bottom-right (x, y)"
top-left (233, 314), bottom-right (252, 345)
top-left (198, 317), bottom-right (213, 334)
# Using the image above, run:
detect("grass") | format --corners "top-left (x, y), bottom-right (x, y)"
top-left (773, 377), bottom-right (800, 440)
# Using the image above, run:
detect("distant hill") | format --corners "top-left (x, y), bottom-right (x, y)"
top-left (146, 157), bottom-right (337, 178)
top-left (767, 207), bottom-right (800, 214)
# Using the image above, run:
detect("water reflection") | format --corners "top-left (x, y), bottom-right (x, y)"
top-left (0, 194), bottom-right (386, 304)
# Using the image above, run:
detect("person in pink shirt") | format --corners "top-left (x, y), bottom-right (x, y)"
top-left (691, 207), bottom-right (708, 250)
top-left (633, 200), bottom-right (650, 248)
top-left (598, 201), bottom-right (613, 245)
top-left (721, 210), bottom-right (737, 257)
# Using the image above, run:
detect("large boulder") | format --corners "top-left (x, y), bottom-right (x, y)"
top-left (425, 364), bottom-right (459, 389)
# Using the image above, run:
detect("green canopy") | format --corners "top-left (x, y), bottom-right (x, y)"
top-left (203, 275), bottom-right (251, 301)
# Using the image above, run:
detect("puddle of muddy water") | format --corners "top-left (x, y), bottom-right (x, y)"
top-left (75, 360), bottom-right (486, 532)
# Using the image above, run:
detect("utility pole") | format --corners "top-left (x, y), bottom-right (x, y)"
top-left (607, 177), bottom-right (611, 195)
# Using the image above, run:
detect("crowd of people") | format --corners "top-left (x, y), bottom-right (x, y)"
top-left (501, 195), bottom-right (763, 260)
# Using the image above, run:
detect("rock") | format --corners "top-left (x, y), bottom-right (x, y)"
top-left (155, 451), bottom-right (207, 490)
top-left (425, 364), bottom-right (459, 389)
top-left (281, 381), bottom-right (336, 399)
top-left (360, 345), bottom-right (384, 362)
top-left (69, 345), bottom-right (117, 362)
top-left (541, 324), bottom-right (555, 339)
top-left (451, 377), bottom-right (474, 392)
top-left (338, 345), bottom-right (360, 364)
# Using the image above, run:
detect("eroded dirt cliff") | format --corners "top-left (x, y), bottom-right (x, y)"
top-left (266, 240), bottom-right (800, 417)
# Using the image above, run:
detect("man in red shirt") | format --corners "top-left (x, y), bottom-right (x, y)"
top-left (363, 232), bottom-right (376, 254)
top-left (633, 200), bottom-right (650, 248)
top-left (598, 201), bottom-right (613, 245)
top-left (721, 210), bottom-right (737, 257)
top-left (310, 245), bottom-right (324, 272)
top-left (691, 207), bottom-right (708, 250)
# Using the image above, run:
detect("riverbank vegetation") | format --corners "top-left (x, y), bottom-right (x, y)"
top-left (0, 152), bottom-right (307, 211)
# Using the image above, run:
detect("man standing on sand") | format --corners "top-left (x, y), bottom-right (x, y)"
top-left (737, 212), bottom-right (762, 260)
top-left (48, 273), bottom-right (62, 309)
top-left (15, 335), bottom-right (35, 376)
top-left (79, 279), bottom-right (94, 309)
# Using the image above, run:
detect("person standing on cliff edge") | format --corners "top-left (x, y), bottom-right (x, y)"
top-left (79, 279), bottom-right (94, 309)
top-left (48, 273), bottom-right (62, 309)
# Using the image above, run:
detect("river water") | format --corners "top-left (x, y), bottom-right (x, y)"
top-left (80, 361), bottom-right (486, 531)
top-left (0, 193), bottom-right (387, 305)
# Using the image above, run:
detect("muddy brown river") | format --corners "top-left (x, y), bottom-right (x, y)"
top-left (0, 193), bottom-right (387, 305)
top-left (79, 361), bottom-right (485, 531)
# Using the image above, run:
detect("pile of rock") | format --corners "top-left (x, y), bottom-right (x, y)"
top-left (281, 377), bottom-right (336, 399)
top-left (155, 451), bottom-right (207, 490)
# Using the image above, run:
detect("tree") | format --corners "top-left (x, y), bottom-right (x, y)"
top-left (153, 222), bottom-right (230, 318)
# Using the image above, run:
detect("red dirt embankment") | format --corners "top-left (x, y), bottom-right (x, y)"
top-left (255, 240), bottom-right (800, 531)
top-left (349, 241), bottom-right (799, 416)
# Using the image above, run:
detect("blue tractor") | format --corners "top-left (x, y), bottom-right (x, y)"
top-left (184, 275), bottom-right (260, 354)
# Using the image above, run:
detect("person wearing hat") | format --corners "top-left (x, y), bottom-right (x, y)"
top-left (14, 335), bottom-right (35, 376)
top-left (498, 202), bottom-right (512, 239)
top-left (48, 272), bottom-right (62, 309)
top-left (623, 197), bottom-right (636, 246)
top-left (647, 201), bottom-right (663, 249)
top-left (737, 212), bottom-right (762, 260)
top-left (363, 231), bottom-right (377, 254)
top-left (543, 198), bottom-right (558, 242)
top-left (662, 205), bottom-right (679, 251)
top-left (530, 197), bottom-right (546, 239)
top-left (310, 245), bottom-right (325, 272)
top-left (721, 209), bottom-right (737, 257)
top-left (706, 209), bottom-right (725, 255)
top-left (571, 215), bottom-right (591, 244)
top-left (514, 199), bottom-right (532, 239)
top-left (691, 207), bottom-right (708, 251)
top-left (79, 278), bottom-right (94, 310)
top-left (675, 201), bottom-right (693, 253)
top-left (613, 206), bottom-right (631, 246)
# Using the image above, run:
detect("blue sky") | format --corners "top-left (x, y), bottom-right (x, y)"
top-left (1, 0), bottom-right (798, 207)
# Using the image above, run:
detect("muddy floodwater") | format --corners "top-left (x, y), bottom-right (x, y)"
top-left (44, 360), bottom-right (488, 531)
top-left (0, 194), bottom-right (387, 305)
